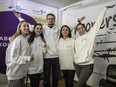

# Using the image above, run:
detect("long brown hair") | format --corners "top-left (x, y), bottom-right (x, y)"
top-left (28, 23), bottom-right (45, 45)
top-left (59, 25), bottom-right (71, 39)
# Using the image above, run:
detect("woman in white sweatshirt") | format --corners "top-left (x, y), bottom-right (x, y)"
top-left (6, 21), bottom-right (34, 87)
top-left (59, 25), bottom-right (75, 87)
top-left (27, 23), bottom-right (47, 87)
top-left (74, 5), bottom-right (115, 87)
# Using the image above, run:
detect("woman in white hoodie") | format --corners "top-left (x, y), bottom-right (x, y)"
top-left (59, 25), bottom-right (75, 87)
top-left (6, 20), bottom-right (34, 87)
top-left (27, 23), bottom-right (47, 87)
top-left (74, 5), bottom-right (115, 87)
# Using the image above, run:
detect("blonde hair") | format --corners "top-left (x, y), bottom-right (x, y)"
top-left (9, 20), bottom-right (27, 42)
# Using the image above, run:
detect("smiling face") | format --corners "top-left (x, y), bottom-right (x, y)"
top-left (19, 21), bottom-right (29, 36)
top-left (34, 24), bottom-right (43, 37)
top-left (61, 26), bottom-right (70, 38)
top-left (76, 24), bottom-right (86, 36)
top-left (60, 25), bottom-right (71, 39)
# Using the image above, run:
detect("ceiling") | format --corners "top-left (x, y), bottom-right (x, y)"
top-left (28, 0), bottom-right (83, 9)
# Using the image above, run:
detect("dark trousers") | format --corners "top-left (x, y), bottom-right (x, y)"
top-left (62, 70), bottom-right (75, 87)
top-left (43, 58), bottom-right (60, 87)
top-left (28, 73), bottom-right (41, 87)
top-left (8, 77), bottom-right (25, 87)
top-left (74, 63), bottom-right (94, 87)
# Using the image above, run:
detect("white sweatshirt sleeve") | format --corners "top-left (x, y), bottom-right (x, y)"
top-left (88, 7), bottom-right (107, 38)
top-left (18, 17), bottom-right (24, 21)
top-left (10, 38), bottom-right (29, 65)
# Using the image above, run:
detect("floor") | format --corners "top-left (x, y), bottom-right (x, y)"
top-left (27, 79), bottom-right (76, 87)
top-left (27, 78), bottom-right (91, 87)
top-left (0, 73), bottom-right (91, 87)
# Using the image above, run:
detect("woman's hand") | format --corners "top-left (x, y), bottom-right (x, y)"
top-left (13, 10), bottom-right (21, 18)
top-left (44, 43), bottom-right (47, 48)
top-left (78, 16), bottom-right (85, 23)
top-left (30, 54), bottom-right (34, 61)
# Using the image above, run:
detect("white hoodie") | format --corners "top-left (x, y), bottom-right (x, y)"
top-left (43, 25), bottom-right (60, 58)
top-left (59, 38), bottom-right (75, 70)
top-left (74, 8), bottom-right (107, 65)
top-left (28, 36), bottom-right (46, 74)
top-left (6, 35), bottom-right (30, 80)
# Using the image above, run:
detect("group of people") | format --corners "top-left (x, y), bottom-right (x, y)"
top-left (5, 5), bottom-right (114, 87)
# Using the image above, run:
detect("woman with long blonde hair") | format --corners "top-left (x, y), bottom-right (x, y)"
top-left (6, 21), bottom-right (34, 87)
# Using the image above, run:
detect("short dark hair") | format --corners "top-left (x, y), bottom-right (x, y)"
top-left (46, 13), bottom-right (55, 19)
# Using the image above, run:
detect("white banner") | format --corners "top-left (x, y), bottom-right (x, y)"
top-left (0, 0), bottom-right (58, 23)
top-left (62, 1), bottom-right (116, 74)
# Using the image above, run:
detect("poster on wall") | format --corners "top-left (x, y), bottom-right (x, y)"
top-left (0, 0), bottom-right (57, 74)
top-left (62, 0), bottom-right (116, 74)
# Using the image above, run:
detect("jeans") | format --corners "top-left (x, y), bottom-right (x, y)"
top-left (28, 73), bottom-right (41, 87)
top-left (43, 58), bottom-right (60, 87)
top-left (8, 77), bottom-right (25, 87)
top-left (62, 70), bottom-right (75, 87)
top-left (74, 63), bottom-right (94, 87)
